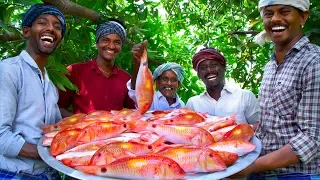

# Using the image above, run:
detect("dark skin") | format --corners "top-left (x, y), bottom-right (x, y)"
top-left (197, 59), bottom-right (226, 101)
top-left (262, 5), bottom-right (309, 64)
top-left (20, 14), bottom-right (63, 159)
top-left (229, 5), bottom-right (308, 178)
top-left (59, 33), bottom-right (123, 118)
top-left (131, 40), bottom-right (181, 106)
top-left (131, 40), bottom-right (148, 90)
top-left (155, 70), bottom-right (181, 105)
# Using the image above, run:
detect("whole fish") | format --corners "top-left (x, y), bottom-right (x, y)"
top-left (130, 120), bottom-right (215, 146)
top-left (208, 140), bottom-right (256, 156)
top-left (76, 122), bottom-right (127, 145)
top-left (135, 48), bottom-right (154, 114)
top-left (42, 120), bottom-right (104, 146)
top-left (154, 112), bottom-right (205, 125)
top-left (156, 146), bottom-right (226, 173)
top-left (84, 110), bottom-right (114, 121)
top-left (222, 124), bottom-right (254, 142)
top-left (50, 129), bottom-right (82, 156)
top-left (41, 113), bottom-right (86, 133)
top-left (76, 155), bottom-right (185, 180)
top-left (90, 137), bottom-right (164, 165)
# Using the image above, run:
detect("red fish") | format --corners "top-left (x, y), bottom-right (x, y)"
top-left (41, 113), bottom-right (86, 133)
top-left (135, 48), bottom-right (154, 114)
top-left (76, 122), bottom-right (127, 145)
top-left (76, 155), bottom-right (185, 179)
top-left (129, 119), bottom-right (215, 146)
top-left (155, 112), bottom-right (205, 125)
top-left (50, 129), bottom-right (82, 156)
top-left (222, 124), bottom-right (254, 142)
top-left (156, 146), bottom-right (226, 173)
top-left (208, 140), bottom-right (256, 156)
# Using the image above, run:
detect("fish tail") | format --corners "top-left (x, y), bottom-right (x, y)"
top-left (141, 48), bottom-right (148, 64)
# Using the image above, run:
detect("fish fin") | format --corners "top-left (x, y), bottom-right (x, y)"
top-left (127, 119), bottom-right (148, 132)
top-left (151, 136), bottom-right (165, 148)
top-left (75, 165), bottom-right (100, 175)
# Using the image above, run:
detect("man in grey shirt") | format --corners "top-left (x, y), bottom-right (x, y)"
top-left (0, 3), bottom-right (66, 179)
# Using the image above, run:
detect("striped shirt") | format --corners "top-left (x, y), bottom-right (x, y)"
top-left (256, 36), bottom-right (320, 174)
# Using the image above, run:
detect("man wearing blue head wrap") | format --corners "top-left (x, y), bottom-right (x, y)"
top-left (58, 19), bottom-right (136, 117)
top-left (127, 41), bottom-right (185, 110)
top-left (231, 0), bottom-right (320, 179)
top-left (0, 3), bottom-right (65, 179)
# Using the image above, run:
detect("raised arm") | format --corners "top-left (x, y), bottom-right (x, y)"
top-left (130, 40), bottom-right (148, 90)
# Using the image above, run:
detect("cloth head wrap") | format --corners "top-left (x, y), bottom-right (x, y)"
top-left (22, 4), bottom-right (66, 37)
top-left (192, 48), bottom-right (226, 71)
top-left (254, 0), bottom-right (310, 46)
top-left (95, 21), bottom-right (127, 44)
top-left (153, 62), bottom-right (185, 83)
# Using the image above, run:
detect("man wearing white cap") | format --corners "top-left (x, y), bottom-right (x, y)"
top-left (231, 0), bottom-right (320, 179)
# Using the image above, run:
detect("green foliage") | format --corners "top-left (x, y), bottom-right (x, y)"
top-left (1, 0), bottom-right (319, 103)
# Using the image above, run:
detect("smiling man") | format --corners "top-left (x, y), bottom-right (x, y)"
top-left (127, 62), bottom-right (185, 110)
top-left (230, 0), bottom-right (320, 179)
top-left (58, 20), bottom-right (135, 117)
top-left (186, 47), bottom-right (260, 125)
top-left (0, 4), bottom-right (65, 179)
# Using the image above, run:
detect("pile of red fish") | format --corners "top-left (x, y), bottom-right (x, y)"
top-left (41, 108), bottom-right (256, 179)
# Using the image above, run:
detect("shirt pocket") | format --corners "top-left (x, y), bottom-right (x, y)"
top-left (270, 86), bottom-right (296, 118)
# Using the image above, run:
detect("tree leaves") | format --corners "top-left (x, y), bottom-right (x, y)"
top-left (0, 0), bottom-right (319, 103)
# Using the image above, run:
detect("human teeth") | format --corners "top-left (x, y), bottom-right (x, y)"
top-left (41, 36), bottom-right (53, 42)
top-left (207, 75), bottom-right (217, 79)
top-left (165, 88), bottom-right (172, 90)
top-left (272, 26), bottom-right (285, 31)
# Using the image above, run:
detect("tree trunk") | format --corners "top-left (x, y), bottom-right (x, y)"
top-left (0, 0), bottom-right (102, 42)
top-left (42, 0), bottom-right (102, 22)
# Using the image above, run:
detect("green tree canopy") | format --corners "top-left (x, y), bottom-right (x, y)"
top-left (1, 0), bottom-right (319, 102)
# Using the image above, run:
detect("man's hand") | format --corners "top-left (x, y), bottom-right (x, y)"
top-left (131, 40), bottom-right (148, 89)
top-left (131, 40), bottom-right (148, 64)
top-left (228, 162), bottom-right (256, 179)
top-left (19, 142), bottom-right (41, 160)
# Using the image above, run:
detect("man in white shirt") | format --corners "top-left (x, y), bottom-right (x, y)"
top-left (186, 47), bottom-right (260, 125)
top-left (128, 62), bottom-right (185, 110)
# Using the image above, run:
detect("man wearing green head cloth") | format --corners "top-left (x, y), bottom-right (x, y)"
top-left (127, 41), bottom-right (185, 110)
top-left (231, 0), bottom-right (320, 179)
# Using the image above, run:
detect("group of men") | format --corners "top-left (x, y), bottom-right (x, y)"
top-left (0, 0), bottom-right (319, 179)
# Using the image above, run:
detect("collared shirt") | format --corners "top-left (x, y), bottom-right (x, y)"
top-left (58, 58), bottom-right (135, 114)
top-left (186, 84), bottom-right (260, 124)
top-left (127, 80), bottom-right (185, 111)
top-left (0, 50), bottom-right (62, 174)
top-left (256, 36), bottom-right (320, 174)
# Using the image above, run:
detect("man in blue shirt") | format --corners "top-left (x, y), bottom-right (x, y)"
top-left (0, 4), bottom-right (66, 179)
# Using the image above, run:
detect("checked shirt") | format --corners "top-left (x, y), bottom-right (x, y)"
top-left (256, 36), bottom-right (320, 174)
